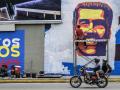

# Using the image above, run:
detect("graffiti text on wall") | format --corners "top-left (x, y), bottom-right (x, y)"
top-left (0, 30), bottom-right (24, 70)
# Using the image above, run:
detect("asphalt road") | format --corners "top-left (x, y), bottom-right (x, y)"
top-left (0, 82), bottom-right (120, 90)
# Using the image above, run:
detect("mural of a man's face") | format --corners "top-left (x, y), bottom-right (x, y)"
top-left (74, 2), bottom-right (113, 56)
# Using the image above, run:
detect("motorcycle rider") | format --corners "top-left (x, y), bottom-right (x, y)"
top-left (86, 58), bottom-right (101, 83)
top-left (102, 59), bottom-right (112, 77)
top-left (93, 58), bottom-right (101, 80)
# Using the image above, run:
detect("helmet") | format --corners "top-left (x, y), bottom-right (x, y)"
top-left (103, 59), bottom-right (108, 64)
top-left (94, 58), bottom-right (100, 64)
top-left (103, 59), bottom-right (107, 62)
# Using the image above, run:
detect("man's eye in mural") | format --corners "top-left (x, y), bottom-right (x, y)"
top-left (79, 21), bottom-right (94, 32)
top-left (80, 23), bottom-right (105, 38)
top-left (94, 25), bottom-right (105, 38)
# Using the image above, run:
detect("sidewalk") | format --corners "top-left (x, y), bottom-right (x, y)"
top-left (0, 76), bottom-right (120, 83)
top-left (108, 75), bottom-right (120, 82)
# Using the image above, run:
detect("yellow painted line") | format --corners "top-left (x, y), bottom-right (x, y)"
top-left (0, 78), bottom-right (120, 83)
top-left (0, 79), bottom-right (69, 83)
top-left (108, 78), bottom-right (120, 82)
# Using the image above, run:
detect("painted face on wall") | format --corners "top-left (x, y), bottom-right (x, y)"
top-left (79, 9), bottom-right (105, 39)
top-left (74, 2), bottom-right (113, 56)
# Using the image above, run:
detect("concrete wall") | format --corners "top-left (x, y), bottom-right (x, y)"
top-left (16, 24), bottom-right (44, 73)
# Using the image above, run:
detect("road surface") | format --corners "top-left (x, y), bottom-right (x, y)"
top-left (0, 82), bottom-right (120, 90)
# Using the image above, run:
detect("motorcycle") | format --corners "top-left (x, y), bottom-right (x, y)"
top-left (70, 60), bottom-right (108, 88)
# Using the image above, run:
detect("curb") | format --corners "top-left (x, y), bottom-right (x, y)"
top-left (0, 79), bottom-right (69, 83)
top-left (108, 78), bottom-right (120, 82)
top-left (0, 78), bottom-right (120, 83)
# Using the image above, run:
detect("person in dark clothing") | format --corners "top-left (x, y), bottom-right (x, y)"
top-left (4, 64), bottom-right (8, 76)
top-left (0, 65), bottom-right (6, 77)
top-left (102, 60), bottom-right (112, 75)
top-left (11, 65), bottom-right (15, 78)
top-left (0, 64), bottom-right (8, 77)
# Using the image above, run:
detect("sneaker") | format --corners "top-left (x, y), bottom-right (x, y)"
top-left (88, 80), bottom-right (92, 84)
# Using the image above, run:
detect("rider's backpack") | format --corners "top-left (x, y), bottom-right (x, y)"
top-left (107, 64), bottom-right (112, 73)
top-left (102, 63), bottom-right (112, 73)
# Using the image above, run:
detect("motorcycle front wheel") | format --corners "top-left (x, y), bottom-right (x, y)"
top-left (70, 76), bottom-right (82, 88)
top-left (96, 76), bottom-right (108, 88)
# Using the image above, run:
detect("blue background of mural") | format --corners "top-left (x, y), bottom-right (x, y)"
top-left (0, 30), bottom-right (24, 72)
top-left (116, 29), bottom-right (120, 44)
top-left (63, 61), bottom-right (120, 75)
top-left (113, 28), bottom-right (120, 75)
top-left (111, 61), bottom-right (120, 75)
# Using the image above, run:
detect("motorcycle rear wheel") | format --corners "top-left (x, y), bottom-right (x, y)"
top-left (96, 77), bottom-right (108, 88)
